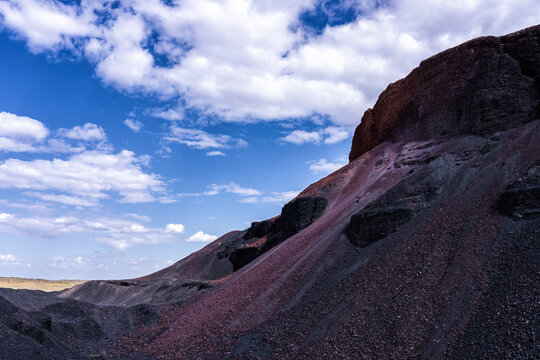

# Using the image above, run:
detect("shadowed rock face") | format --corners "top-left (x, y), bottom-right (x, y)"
top-left (346, 158), bottom-right (446, 247)
top-left (346, 206), bottom-right (414, 247)
top-left (272, 196), bottom-right (328, 237)
top-left (498, 163), bottom-right (540, 219)
top-left (349, 26), bottom-right (540, 161)
top-left (243, 220), bottom-right (273, 240)
top-left (228, 196), bottom-right (328, 271)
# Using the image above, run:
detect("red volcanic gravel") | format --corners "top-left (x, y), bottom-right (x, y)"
top-left (122, 121), bottom-right (539, 360)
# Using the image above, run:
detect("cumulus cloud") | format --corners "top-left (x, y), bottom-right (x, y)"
top-left (308, 158), bottom-right (348, 174)
top-left (186, 231), bottom-right (218, 243)
top-left (165, 223), bottom-right (185, 233)
top-left (0, 0), bottom-right (97, 51)
top-left (2, 0), bottom-right (537, 126)
top-left (0, 112), bottom-right (110, 153)
top-left (205, 182), bottom-right (261, 196)
top-left (206, 150), bottom-right (225, 156)
top-left (124, 118), bottom-right (143, 132)
top-left (262, 191), bottom-right (301, 203)
top-left (0, 212), bottom-right (182, 250)
top-left (0, 111), bottom-right (49, 152)
top-left (165, 126), bottom-right (248, 150)
top-left (0, 150), bottom-right (164, 205)
top-left (0, 252), bottom-right (22, 265)
top-left (281, 126), bottom-right (350, 145)
top-left (281, 130), bottom-right (322, 145)
top-left (58, 123), bottom-right (106, 142)
top-left (238, 196), bottom-right (260, 203)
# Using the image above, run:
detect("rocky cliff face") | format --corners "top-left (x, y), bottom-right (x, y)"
top-left (349, 25), bottom-right (540, 161)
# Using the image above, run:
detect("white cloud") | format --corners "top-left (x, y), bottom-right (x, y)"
top-left (123, 257), bottom-right (147, 265)
top-left (262, 190), bottom-right (300, 203)
top-left (0, 111), bottom-right (49, 140)
top-left (0, 111), bottom-right (49, 152)
top-left (38, 138), bottom-right (86, 153)
top-left (165, 223), bottom-right (185, 233)
top-left (0, 252), bottom-right (22, 265)
top-left (0, 212), bottom-right (183, 250)
top-left (308, 158), bottom-right (347, 175)
top-left (2, 0), bottom-right (537, 126)
top-left (124, 213), bottom-right (151, 222)
top-left (51, 255), bottom-right (89, 269)
top-left (238, 196), bottom-right (259, 203)
top-left (0, 112), bottom-right (110, 153)
top-left (59, 123), bottom-right (106, 141)
top-left (281, 126), bottom-right (350, 145)
top-left (165, 126), bottom-right (248, 150)
top-left (0, 150), bottom-right (164, 205)
top-left (0, 0), bottom-right (97, 51)
top-left (322, 126), bottom-right (350, 144)
top-left (186, 231), bottom-right (217, 243)
top-left (152, 108), bottom-right (185, 121)
top-left (206, 150), bottom-right (225, 156)
top-left (205, 182), bottom-right (261, 196)
top-left (0, 213), bottom-right (11, 221)
top-left (281, 130), bottom-right (322, 145)
top-left (124, 118), bottom-right (143, 132)
top-left (0, 200), bottom-right (50, 213)
top-left (24, 191), bottom-right (98, 207)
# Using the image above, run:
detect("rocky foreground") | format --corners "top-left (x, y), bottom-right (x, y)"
top-left (1, 25), bottom-right (539, 360)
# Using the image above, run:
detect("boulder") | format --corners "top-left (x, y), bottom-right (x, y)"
top-left (273, 196), bottom-right (328, 237)
top-left (345, 206), bottom-right (414, 248)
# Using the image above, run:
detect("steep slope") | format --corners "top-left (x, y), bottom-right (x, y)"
top-left (120, 25), bottom-right (539, 359)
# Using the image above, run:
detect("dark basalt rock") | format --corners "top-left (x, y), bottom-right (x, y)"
top-left (498, 164), bottom-right (540, 219)
top-left (243, 220), bottom-right (274, 240)
top-left (228, 196), bottom-right (328, 271)
top-left (345, 206), bottom-right (414, 247)
top-left (273, 196), bottom-right (328, 237)
top-left (345, 165), bottom-right (447, 247)
top-left (229, 246), bottom-right (263, 272)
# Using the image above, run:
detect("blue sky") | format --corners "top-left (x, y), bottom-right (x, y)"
top-left (0, 0), bottom-right (538, 279)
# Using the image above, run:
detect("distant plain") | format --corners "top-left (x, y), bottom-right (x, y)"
top-left (0, 277), bottom-right (85, 291)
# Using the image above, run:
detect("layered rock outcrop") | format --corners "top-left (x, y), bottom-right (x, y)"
top-left (349, 25), bottom-right (540, 161)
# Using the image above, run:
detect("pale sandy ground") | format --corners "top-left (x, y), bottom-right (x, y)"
top-left (0, 277), bottom-right (85, 291)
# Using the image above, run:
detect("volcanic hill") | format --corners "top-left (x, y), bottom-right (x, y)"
top-left (1, 25), bottom-right (539, 360)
